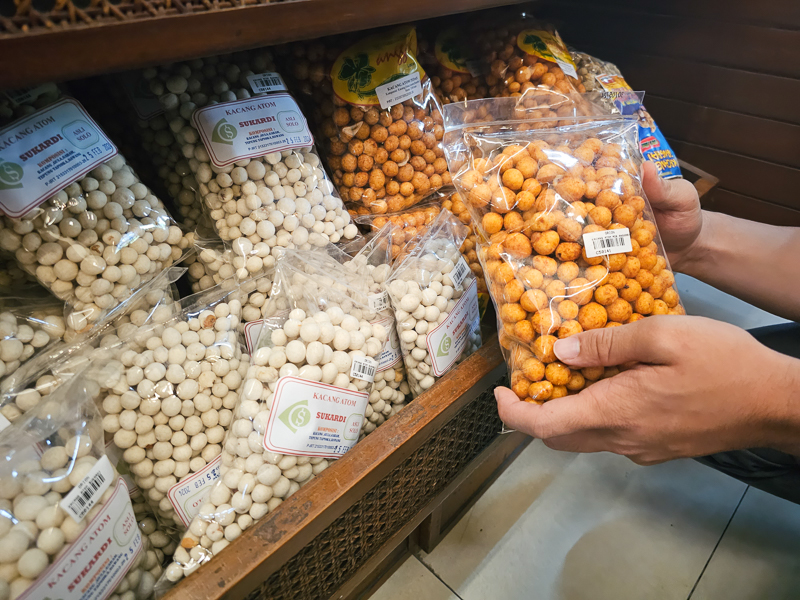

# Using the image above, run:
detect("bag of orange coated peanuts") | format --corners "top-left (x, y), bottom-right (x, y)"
top-left (443, 97), bottom-right (684, 404)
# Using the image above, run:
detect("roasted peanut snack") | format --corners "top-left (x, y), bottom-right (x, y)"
top-left (419, 26), bottom-right (489, 105)
top-left (286, 26), bottom-right (450, 214)
top-left (445, 105), bottom-right (683, 404)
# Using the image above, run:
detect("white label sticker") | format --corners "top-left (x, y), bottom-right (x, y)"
top-left (350, 355), bottom-right (377, 383)
top-left (450, 256), bottom-right (471, 289)
top-left (0, 412), bottom-right (10, 433)
top-left (582, 227), bottom-right (633, 258)
top-left (4, 85), bottom-right (52, 107)
top-left (167, 455), bottom-right (221, 527)
top-left (263, 376), bottom-right (368, 458)
top-left (375, 316), bottom-right (402, 371)
top-left (555, 58), bottom-right (578, 80)
top-left (376, 73), bottom-right (423, 110)
top-left (426, 279), bottom-right (480, 377)
top-left (247, 72), bottom-right (288, 95)
top-left (192, 93), bottom-right (313, 168)
top-left (23, 478), bottom-right (143, 600)
top-left (368, 291), bottom-right (390, 313)
top-left (119, 72), bottom-right (163, 120)
top-left (0, 98), bottom-right (117, 218)
top-left (60, 454), bottom-right (114, 523)
top-left (244, 319), bottom-right (264, 355)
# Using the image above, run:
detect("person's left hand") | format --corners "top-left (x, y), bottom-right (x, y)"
top-left (495, 316), bottom-right (800, 464)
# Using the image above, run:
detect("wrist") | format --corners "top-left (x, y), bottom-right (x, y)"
top-left (672, 210), bottom-right (717, 277)
top-left (760, 353), bottom-right (800, 456)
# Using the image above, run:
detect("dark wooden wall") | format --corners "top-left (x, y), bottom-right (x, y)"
top-left (540, 0), bottom-right (800, 226)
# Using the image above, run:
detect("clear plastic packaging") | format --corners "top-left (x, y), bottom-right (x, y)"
top-left (419, 25), bottom-right (489, 105)
top-left (443, 100), bottom-right (684, 403)
top-left (0, 375), bottom-right (160, 600)
top-left (0, 83), bottom-right (62, 127)
top-left (385, 210), bottom-right (482, 396)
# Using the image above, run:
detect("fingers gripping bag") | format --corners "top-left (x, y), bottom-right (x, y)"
top-left (158, 249), bottom-right (395, 585)
top-left (443, 99), bottom-right (684, 403)
top-left (0, 374), bottom-right (162, 600)
top-left (385, 209), bottom-right (482, 397)
top-left (0, 98), bottom-right (187, 334)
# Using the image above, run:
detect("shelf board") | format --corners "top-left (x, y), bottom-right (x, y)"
top-left (0, 0), bottom-right (528, 90)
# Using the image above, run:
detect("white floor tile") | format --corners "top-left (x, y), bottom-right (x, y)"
top-left (690, 487), bottom-right (800, 600)
top-left (420, 442), bottom-right (746, 600)
top-left (675, 274), bottom-right (788, 330)
top-left (371, 555), bottom-right (459, 600)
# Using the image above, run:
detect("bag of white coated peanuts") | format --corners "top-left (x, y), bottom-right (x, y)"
top-left (157, 247), bottom-right (396, 586)
top-left (93, 283), bottom-right (250, 534)
top-left (0, 83), bottom-right (62, 127)
top-left (386, 209), bottom-right (482, 397)
top-left (0, 374), bottom-right (163, 600)
top-left (0, 266), bottom-right (186, 427)
top-left (0, 97), bottom-right (188, 334)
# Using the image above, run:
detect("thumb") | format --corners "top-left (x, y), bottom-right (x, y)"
top-left (641, 161), bottom-right (698, 213)
top-left (553, 317), bottom-right (674, 368)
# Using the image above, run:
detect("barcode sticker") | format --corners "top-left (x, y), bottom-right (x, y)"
top-left (582, 228), bottom-right (633, 258)
top-left (451, 256), bottom-right (471, 288)
top-left (376, 72), bottom-right (423, 110)
top-left (247, 72), bottom-right (287, 94)
top-left (60, 454), bottom-right (114, 522)
top-left (350, 355), bottom-right (377, 383)
top-left (368, 291), bottom-right (390, 312)
top-left (4, 84), bottom-right (52, 106)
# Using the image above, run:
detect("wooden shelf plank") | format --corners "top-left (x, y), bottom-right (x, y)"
top-left (0, 0), bottom-right (527, 90)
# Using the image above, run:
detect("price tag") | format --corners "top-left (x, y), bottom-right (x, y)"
top-left (451, 256), bottom-right (471, 288)
top-left (60, 455), bottom-right (114, 523)
top-left (350, 355), bottom-right (377, 383)
top-left (375, 73), bottom-right (423, 110)
top-left (247, 72), bottom-right (287, 94)
top-left (582, 228), bottom-right (633, 258)
top-left (368, 291), bottom-right (390, 312)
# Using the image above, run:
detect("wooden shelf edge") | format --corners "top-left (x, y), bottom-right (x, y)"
top-left (0, 0), bottom-right (528, 90)
top-left (163, 338), bottom-right (505, 600)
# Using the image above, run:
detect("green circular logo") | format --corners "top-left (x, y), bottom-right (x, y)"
top-left (0, 161), bottom-right (23, 185)
top-left (288, 405), bottom-right (311, 428)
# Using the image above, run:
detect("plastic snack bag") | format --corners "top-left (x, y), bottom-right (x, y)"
top-left (0, 83), bottom-right (62, 127)
top-left (419, 25), bottom-right (489, 105)
top-left (0, 97), bottom-right (187, 334)
top-left (443, 99), bottom-right (684, 403)
top-left (385, 209), bottom-right (482, 397)
top-left (571, 49), bottom-right (682, 180)
top-left (0, 375), bottom-right (161, 600)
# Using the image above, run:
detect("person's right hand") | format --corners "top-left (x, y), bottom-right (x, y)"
top-left (641, 161), bottom-right (704, 272)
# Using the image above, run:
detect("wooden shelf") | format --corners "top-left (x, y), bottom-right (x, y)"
top-left (0, 0), bottom-right (528, 90)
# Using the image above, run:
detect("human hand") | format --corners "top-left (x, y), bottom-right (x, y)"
top-left (495, 316), bottom-right (800, 464)
top-left (641, 161), bottom-right (703, 272)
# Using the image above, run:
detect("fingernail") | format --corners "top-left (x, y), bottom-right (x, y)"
top-left (554, 337), bottom-right (579, 361)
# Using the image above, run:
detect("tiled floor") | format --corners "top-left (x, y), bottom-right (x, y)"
top-left (372, 279), bottom-right (800, 599)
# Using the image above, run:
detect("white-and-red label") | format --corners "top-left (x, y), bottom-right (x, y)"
top-left (244, 319), bottom-right (264, 355)
top-left (20, 478), bottom-right (142, 600)
top-left (192, 93), bottom-right (313, 168)
top-left (375, 316), bottom-right (402, 371)
top-left (0, 98), bottom-right (117, 218)
top-left (425, 278), bottom-right (479, 377)
top-left (167, 455), bottom-right (221, 527)
top-left (263, 376), bottom-right (368, 458)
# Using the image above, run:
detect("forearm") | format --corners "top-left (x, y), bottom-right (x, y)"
top-left (763, 352), bottom-right (800, 456)
top-left (678, 211), bottom-right (800, 322)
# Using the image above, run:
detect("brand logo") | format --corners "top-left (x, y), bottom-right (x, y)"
top-left (211, 118), bottom-right (238, 145)
top-left (278, 400), bottom-right (311, 433)
top-left (0, 159), bottom-right (23, 190)
top-left (437, 333), bottom-right (452, 357)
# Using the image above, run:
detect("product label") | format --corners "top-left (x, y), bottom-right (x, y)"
top-left (376, 73), bottom-right (423, 110)
top-left (192, 93), bottom-right (313, 168)
top-left (119, 72), bottom-right (163, 120)
top-left (263, 376), bottom-right (368, 458)
top-left (451, 255), bottom-right (471, 288)
top-left (435, 27), bottom-right (472, 74)
top-left (167, 455), bottom-right (222, 527)
top-left (244, 319), bottom-right (265, 355)
top-left (60, 455), bottom-right (114, 523)
top-left (350, 355), bottom-right (377, 383)
top-left (516, 29), bottom-right (578, 79)
top-left (0, 98), bottom-right (117, 218)
top-left (0, 412), bottom-right (10, 433)
top-left (22, 478), bottom-right (143, 600)
top-left (375, 316), bottom-right (402, 371)
top-left (331, 25), bottom-right (426, 107)
top-left (4, 84), bottom-right (52, 107)
top-left (247, 72), bottom-right (287, 95)
top-left (368, 291), bottom-right (390, 312)
top-left (583, 228), bottom-right (633, 258)
top-left (426, 279), bottom-right (479, 377)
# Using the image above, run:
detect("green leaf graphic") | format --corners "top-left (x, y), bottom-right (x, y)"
top-left (437, 334), bottom-right (452, 358)
top-left (337, 53), bottom-right (376, 95)
top-left (278, 400), bottom-right (311, 434)
top-left (523, 34), bottom-right (550, 57)
top-left (211, 118), bottom-right (238, 145)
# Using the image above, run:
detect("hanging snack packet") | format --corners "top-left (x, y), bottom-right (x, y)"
top-left (385, 210), bottom-right (482, 397)
top-left (419, 25), bottom-right (489, 105)
top-left (444, 99), bottom-right (684, 403)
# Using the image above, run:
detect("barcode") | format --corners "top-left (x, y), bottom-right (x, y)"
top-left (592, 235), bottom-right (627, 251)
top-left (248, 72), bottom-right (286, 94)
top-left (350, 357), bottom-right (377, 383)
top-left (451, 256), bottom-right (470, 288)
top-left (69, 471), bottom-right (106, 519)
top-left (369, 292), bottom-right (390, 312)
top-left (582, 228), bottom-right (633, 259)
